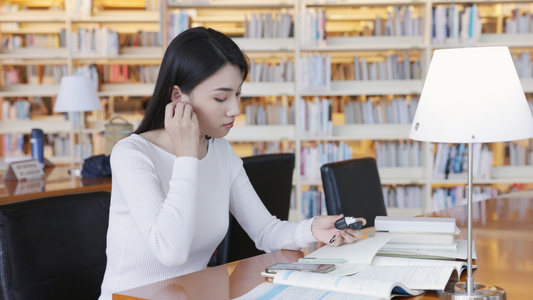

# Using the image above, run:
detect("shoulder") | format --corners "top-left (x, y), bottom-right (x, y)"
top-left (110, 134), bottom-right (159, 166)
top-left (111, 134), bottom-right (150, 154)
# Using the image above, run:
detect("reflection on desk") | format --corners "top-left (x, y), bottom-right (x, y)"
top-left (113, 197), bottom-right (533, 300)
top-left (0, 165), bottom-right (111, 204)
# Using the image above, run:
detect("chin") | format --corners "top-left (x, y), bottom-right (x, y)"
top-left (207, 131), bottom-right (229, 139)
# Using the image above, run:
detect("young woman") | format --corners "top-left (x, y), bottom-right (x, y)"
top-left (98, 27), bottom-right (366, 299)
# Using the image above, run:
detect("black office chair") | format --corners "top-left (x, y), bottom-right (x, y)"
top-left (0, 191), bottom-right (110, 300)
top-left (213, 153), bottom-right (295, 265)
top-left (320, 157), bottom-right (387, 228)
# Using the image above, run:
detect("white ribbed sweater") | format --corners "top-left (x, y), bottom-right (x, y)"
top-left (98, 135), bottom-right (316, 300)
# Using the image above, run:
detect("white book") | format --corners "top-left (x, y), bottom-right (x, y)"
top-left (374, 216), bottom-right (457, 234)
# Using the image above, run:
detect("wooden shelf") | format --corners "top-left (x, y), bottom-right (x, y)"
top-left (167, 1), bottom-right (295, 9)
top-left (0, 48), bottom-right (68, 60)
top-left (0, 84), bottom-right (60, 97)
top-left (70, 10), bottom-right (160, 22)
top-left (300, 80), bottom-right (424, 96)
top-left (225, 125), bottom-right (295, 141)
top-left (0, 10), bottom-right (66, 22)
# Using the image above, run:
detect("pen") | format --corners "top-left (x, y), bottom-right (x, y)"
top-left (297, 257), bottom-right (348, 264)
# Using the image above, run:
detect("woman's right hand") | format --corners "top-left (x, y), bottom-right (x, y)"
top-left (164, 100), bottom-right (200, 158)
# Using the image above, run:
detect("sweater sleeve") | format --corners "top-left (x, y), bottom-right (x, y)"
top-left (227, 154), bottom-right (317, 252)
top-left (111, 139), bottom-right (198, 266)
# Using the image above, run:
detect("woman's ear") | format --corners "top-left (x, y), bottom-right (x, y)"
top-left (171, 85), bottom-right (182, 102)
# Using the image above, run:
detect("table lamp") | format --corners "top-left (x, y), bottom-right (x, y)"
top-left (54, 75), bottom-right (103, 176)
top-left (409, 46), bottom-right (533, 299)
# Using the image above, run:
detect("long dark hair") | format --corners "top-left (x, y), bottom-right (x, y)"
top-left (135, 27), bottom-right (249, 134)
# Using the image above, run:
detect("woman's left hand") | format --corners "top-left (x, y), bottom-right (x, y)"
top-left (311, 215), bottom-right (367, 247)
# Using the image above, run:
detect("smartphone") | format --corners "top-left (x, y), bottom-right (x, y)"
top-left (265, 263), bottom-right (335, 274)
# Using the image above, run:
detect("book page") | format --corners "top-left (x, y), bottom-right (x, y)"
top-left (373, 256), bottom-right (465, 271)
top-left (304, 236), bottom-right (391, 264)
top-left (271, 270), bottom-right (422, 299)
top-left (232, 282), bottom-right (385, 300)
top-left (354, 265), bottom-right (455, 290)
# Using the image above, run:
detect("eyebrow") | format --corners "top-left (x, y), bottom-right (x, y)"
top-left (212, 87), bottom-right (234, 92)
top-left (211, 83), bottom-right (243, 93)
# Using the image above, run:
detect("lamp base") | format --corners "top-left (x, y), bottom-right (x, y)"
top-left (436, 282), bottom-right (506, 299)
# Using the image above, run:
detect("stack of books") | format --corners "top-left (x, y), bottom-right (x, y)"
top-left (372, 216), bottom-right (469, 260)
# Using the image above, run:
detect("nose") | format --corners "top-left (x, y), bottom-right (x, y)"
top-left (226, 96), bottom-right (240, 117)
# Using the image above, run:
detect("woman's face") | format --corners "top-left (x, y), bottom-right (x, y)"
top-left (182, 64), bottom-right (243, 139)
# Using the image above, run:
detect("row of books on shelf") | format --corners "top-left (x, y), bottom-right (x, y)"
top-left (514, 52), bottom-right (533, 79)
top-left (299, 5), bottom-right (422, 46)
top-left (298, 54), bottom-right (331, 92)
top-left (431, 186), bottom-right (501, 211)
top-left (118, 31), bottom-right (161, 47)
top-left (2, 30), bottom-right (162, 50)
top-left (298, 8), bottom-right (326, 47)
top-left (506, 8), bottom-right (533, 34)
top-left (382, 185), bottom-right (423, 209)
top-left (355, 53), bottom-right (421, 81)
top-left (1, 32), bottom-right (66, 49)
top-left (298, 98), bottom-right (332, 137)
top-left (231, 95), bottom-right (419, 129)
top-left (1, 100), bottom-right (30, 121)
top-left (373, 6), bottom-right (423, 37)
top-left (300, 186), bottom-right (325, 219)
top-left (506, 140), bottom-right (533, 166)
top-left (333, 53), bottom-right (422, 82)
top-left (244, 12), bottom-right (294, 39)
top-left (376, 140), bottom-right (422, 168)
top-left (433, 143), bottom-right (493, 180)
top-left (70, 27), bottom-right (119, 57)
top-left (249, 59), bottom-right (295, 83)
top-left (244, 102), bottom-right (291, 126)
top-left (168, 10), bottom-right (191, 43)
top-left (2, 133), bottom-right (25, 156)
top-left (100, 65), bottom-right (160, 84)
top-left (344, 96), bottom-right (419, 125)
top-left (73, 65), bottom-right (99, 89)
top-left (300, 141), bottom-right (353, 182)
top-left (2, 65), bottom-right (69, 85)
top-left (432, 4), bottom-right (482, 45)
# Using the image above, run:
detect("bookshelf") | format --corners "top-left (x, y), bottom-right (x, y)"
top-left (2, 0), bottom-right (533, 221)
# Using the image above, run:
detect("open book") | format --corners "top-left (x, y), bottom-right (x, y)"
top-left (235, 270), bottom-right (424, 300)
top-left (235, 256), bottom-right (467, 299)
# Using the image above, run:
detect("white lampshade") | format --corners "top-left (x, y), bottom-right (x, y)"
top-left (54, 75), bottom-right (102, 112)
top-left (409, 46), bottom-right (533, 143)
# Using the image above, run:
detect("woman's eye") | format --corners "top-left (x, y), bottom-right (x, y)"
top-left (215, 98), bottom-right (226, 102)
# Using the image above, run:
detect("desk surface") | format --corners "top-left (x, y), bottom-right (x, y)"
top-left (113, 196), bottom-right (533, 300)
top-left (0, 165), bottom-right (112, 204)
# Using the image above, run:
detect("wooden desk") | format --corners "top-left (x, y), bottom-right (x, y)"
top-left (0, 165), bottom-right (111, 204)
top-left (113, 196), bottom-right (533, 300)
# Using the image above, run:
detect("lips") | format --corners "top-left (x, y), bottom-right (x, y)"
top-left (223, 121), bottom-right (234, 129)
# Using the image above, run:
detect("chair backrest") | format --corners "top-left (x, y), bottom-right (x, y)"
top-left (0, 191), bottom-right (111, 300)
top-left (215, 153), bottom-right (295, 265)
top-left (320, 157), bottom-right (387, 228)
